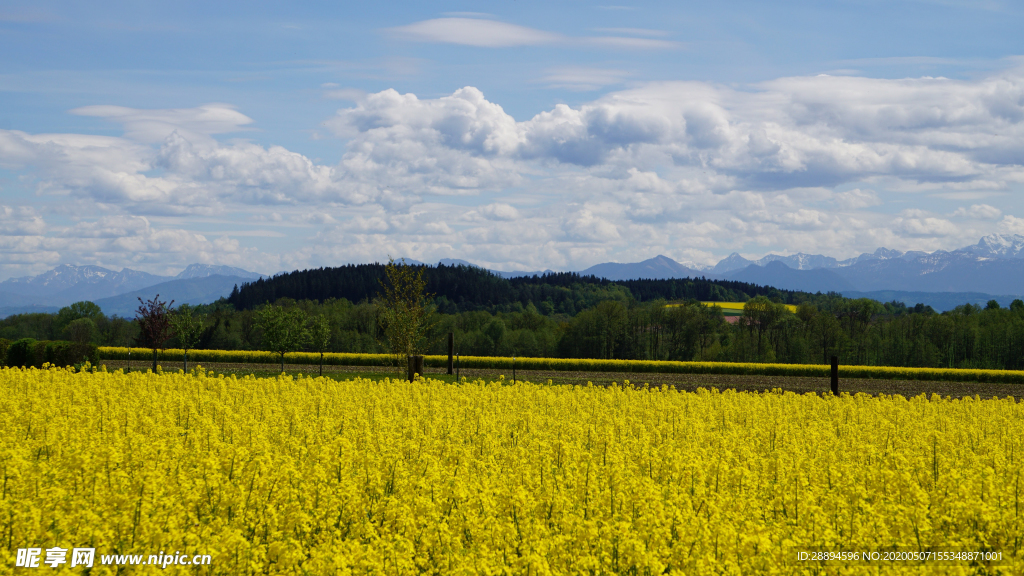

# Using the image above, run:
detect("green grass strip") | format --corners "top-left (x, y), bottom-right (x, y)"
top-left (97, 347), bottom-right (1024, 384)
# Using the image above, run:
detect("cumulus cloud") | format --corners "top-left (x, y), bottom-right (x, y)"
top-left (997, 215), bottom-right (1024, 235)
top-left (4, 65), bottom-right (1024, 277)
top-left (0, 110), bottom-right (366, 214)
top-left (893, 211), bottom-right (960, 238)
top-left (0, 206), bottom-right (46, 236)
top-left (156, 133), bottom-right (349, 204)
top-left (478, 203), bottom-right (520, 220)
top-left (330, 71), bottom-right (1024, 190)
top-left (563, 209), bottom-right (621, 241)
top-left (834, 189), bottom-right (882, 209)
top-left (951, 203), bottom-right (1002, 219)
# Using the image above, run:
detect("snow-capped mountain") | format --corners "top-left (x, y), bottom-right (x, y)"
top-left (961, 233), bottom-right (1024, 259)
top-left (0, 263), bottom-right (264, 315)
top-left (0, 265), bottom-right (166, 299)
top-left (709, 234), bottom-right (1024, 297)
top-left (710, 251), bottom-right (845, 273)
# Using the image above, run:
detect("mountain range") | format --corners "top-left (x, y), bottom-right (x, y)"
top-left (0, 264), bottom-right (264, 318)
top-left (461, 234), bottom-right (1024, 311)
top-left (390, 235), bottom-right (1024, 311)
top-left (6, 234), bottom-right (1024, 318)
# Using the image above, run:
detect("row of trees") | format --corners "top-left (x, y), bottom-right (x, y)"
top-left (227, 262), bottom-right (804, 313)
top-left (128, 259), bottom-right (424, 374)
top-left (5, 261), bottom-right (1024, 370)
top-left (109, 291), bottom-right (1024, 371)
top-left (133, 295), bottom-right (335, 375)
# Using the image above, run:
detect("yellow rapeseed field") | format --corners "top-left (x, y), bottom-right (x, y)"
top-left (695, 302), bottom-right (799, 314)
top-left (1, 365), bottom-right (1021, 574)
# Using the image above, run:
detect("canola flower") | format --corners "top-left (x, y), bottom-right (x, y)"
top-left (1, 365), bottom-right (1021, 574)
top-left (662, 302), bottom-right (799, 314)
top-left (99, 346), bottom-right (1024, 384)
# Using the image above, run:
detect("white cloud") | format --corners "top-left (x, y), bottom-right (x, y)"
top-left (4, 65), bottom-right (1024, 276)
top-left (538, 67), bottom-right (630, 91)
top-left (834, 188), bottom-right (882, 209)
top-left (583, 36), bottom-right (681, 50)
top-left (591, 27), bottom-right (669, 37)
top-left (0, 205), bottom-right (46, 236)
top-left (387, 18), bottom-right (560, 47)
top-left (328, 70), bottom-right (1024, 192)
top-left (387, 18), bottom-right (681, 50)
top-left (478, 203), bottom-right (520, 220)
top-left (774, 209), bottom-right (830, 230)
top-left (563, 209), bottom-right (621, 241)
top-left (997, 215), bottom-right (1024, 234)
top-left (893, 213), bottom-right (959, 237)
top-left (60, 215), bottom-right (151, 238)
top-left (951, 203), bottom-right (1002, 219)
top-left (71, 103), bottom-right (254, 143)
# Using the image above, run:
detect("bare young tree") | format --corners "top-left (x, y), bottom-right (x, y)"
top-left (309, 314), bottom-right (332, 376)
top-left (136, 295), bottom-right (175, 371)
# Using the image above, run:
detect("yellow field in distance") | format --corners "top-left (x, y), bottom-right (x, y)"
top-left (665, 301), bottom-right (798, 314)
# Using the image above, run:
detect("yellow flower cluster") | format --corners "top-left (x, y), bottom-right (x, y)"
top-left (664, 302), bottom-right (799, 314)
top-left (97, 347), bottom-right (1024, 383)
top-left (2, 366), bottom-right (1020, 573)
top-left (701, 301), bottom-right (799, 313)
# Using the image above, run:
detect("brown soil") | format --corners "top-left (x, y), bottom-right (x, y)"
top-left (99, 360), bottom-right (1022, 400)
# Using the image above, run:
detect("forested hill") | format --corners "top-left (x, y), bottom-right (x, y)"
top-left (226, 263), bottom-right (808, 313)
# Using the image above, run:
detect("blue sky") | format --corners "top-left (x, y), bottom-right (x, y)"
top-left (1, 0), bottom-right (1023, 279)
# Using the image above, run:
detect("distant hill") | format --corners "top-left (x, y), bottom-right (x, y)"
top-left (722, 261), bottom-right (856, 293)
top-left (580, 255), bottom-right (702, 281)
top-left (842, 290), bottom-right (1022, 313)
top-left (226, 262), bottom-right (809, 312)
top-left (94, 275), bottom-right (255, 317)
top-left (0, 304), bottom-right (60, 318)
top-left (175, 264), bottom-right (263, 281)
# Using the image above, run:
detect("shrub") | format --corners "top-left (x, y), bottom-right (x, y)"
top-left (6, 338), bottom-right (98, 368)
top-left (6, 338), bottom-right (38, 368)
top-left (45, 341), bottom-right (99, 367)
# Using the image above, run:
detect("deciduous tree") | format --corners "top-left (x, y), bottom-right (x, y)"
top-left (170, 303), bottom-right (206, 371)
top-left (136, 295), bottom-right (175, 371)
top-left (309, 314), bottom-right (332, 376)
top-left (256, 304), bottom-right (309, 372)
top-left (377, 259), bottom-right (436, 365)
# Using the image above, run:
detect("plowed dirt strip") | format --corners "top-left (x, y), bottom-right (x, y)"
top-left (98, 360), bottom-right (1023, 400)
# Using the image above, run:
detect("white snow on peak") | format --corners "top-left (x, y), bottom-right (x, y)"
top-left (967, 234), bottom-right (1024, 259)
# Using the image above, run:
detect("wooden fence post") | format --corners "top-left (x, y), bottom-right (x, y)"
top-left (830, 356), bottom-right (839, 396)
top-left (447, 332), bottom-right (454, 375)
top-left (408, 354), bottom-right (424, 382)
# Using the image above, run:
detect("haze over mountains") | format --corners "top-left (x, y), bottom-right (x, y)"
top-left (0, 264), bottom-right (264, 317)
top-left (490, 234), bottom-right (1024, 311)
top-left (5, 234), bottom-right (1024, 318)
